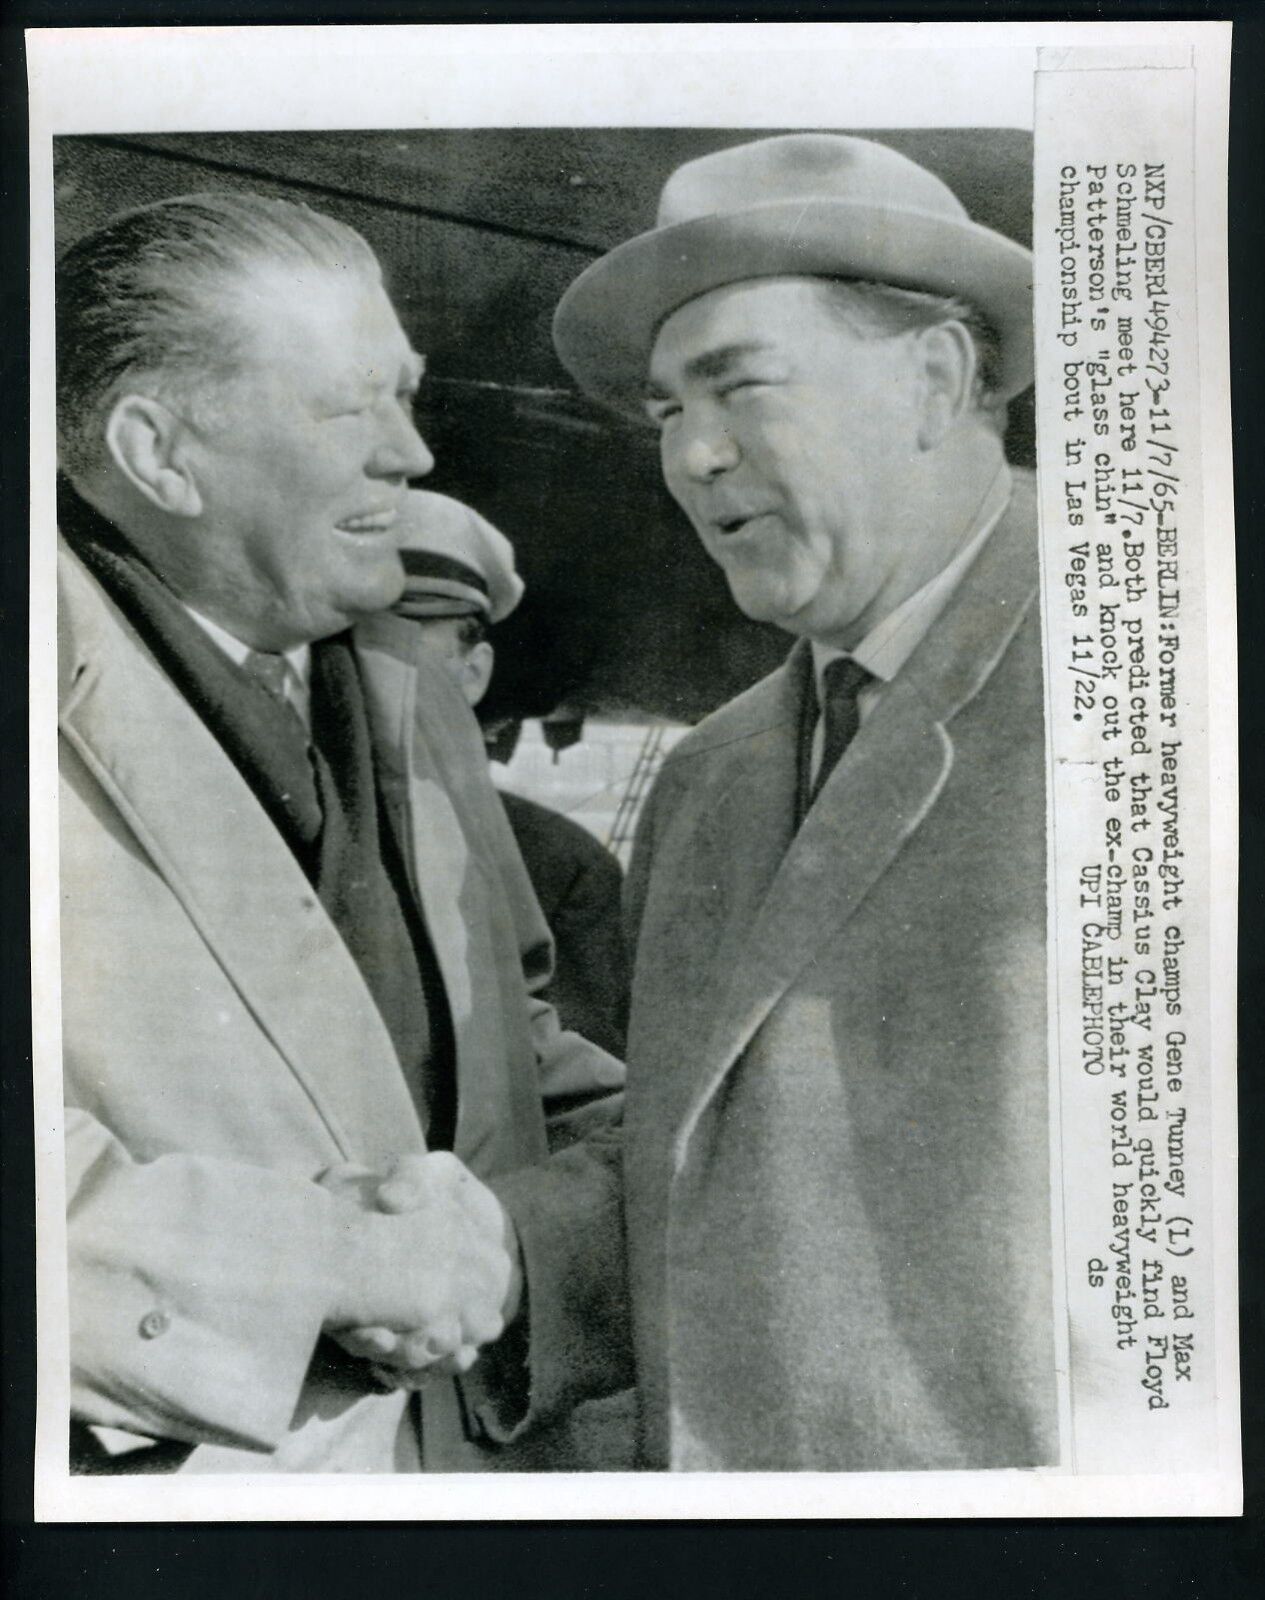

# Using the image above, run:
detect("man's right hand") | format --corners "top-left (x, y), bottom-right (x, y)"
top-left (322, 1151), bottom-right (513, 1374)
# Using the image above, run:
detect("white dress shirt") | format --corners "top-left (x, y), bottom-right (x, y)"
top-left (184, 605), bottom-right (313, 732)
top-left (808, 465), bottom-right (1012, 785)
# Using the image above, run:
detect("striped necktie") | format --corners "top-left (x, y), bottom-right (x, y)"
top-left (242, 649), bottom-right (304, 731)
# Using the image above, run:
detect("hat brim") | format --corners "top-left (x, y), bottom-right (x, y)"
top-left (394, 592), bottom-right (488, 621)
top-left (553, 199), bottom-right (1034, 413)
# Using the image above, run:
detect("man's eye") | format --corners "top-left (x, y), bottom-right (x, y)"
top-left (643, 399), bottom-right (681, 428)
top-left (719, 378), bottom-right (768, 398)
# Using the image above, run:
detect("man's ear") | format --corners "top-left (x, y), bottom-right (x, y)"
top-left (914, 321), bottom-right (976, 451)
top-left (457, 639), bottom-right (496, 708)
top-left (104, 394), bottom-right (204, 517)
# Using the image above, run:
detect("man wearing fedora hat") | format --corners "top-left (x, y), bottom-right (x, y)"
top-left (554, 133), bottom-right (1056, 1470)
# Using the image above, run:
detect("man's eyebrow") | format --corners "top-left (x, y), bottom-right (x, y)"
top-left (685, 341), bottom-right (773, 381)
top-left (646, 340), bottom-right (776, 397)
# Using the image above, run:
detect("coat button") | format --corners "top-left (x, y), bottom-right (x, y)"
top-left (138, 1309), bottom-right (170, 1340)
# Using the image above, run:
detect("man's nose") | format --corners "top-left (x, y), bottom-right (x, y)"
top-left (371, 404), bottom-right (435, 479)
top-left (674, 414), bottom-right (740, 482)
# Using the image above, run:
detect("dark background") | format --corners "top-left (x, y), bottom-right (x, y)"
top-left (53, 126), bottom-right (1034, 725)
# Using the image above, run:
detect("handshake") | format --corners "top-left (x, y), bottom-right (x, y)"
top-left (319, 1151), bottom-right (523, 1389)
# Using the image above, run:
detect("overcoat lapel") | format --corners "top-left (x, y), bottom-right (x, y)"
top-left (682, 484), bottom-right (1040, 1143)
top-left (58, 550), bottom-right (423, 1166)
top-left (702, 687), bottom-right (952, 1074)
top-left (686, 655), bottom-right (805, 1011)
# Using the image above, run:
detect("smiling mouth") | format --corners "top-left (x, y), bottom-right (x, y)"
top-left (335, 509), bottom-right (400, 536)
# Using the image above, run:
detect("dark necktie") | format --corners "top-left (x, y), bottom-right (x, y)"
top-left (809, 656), bottom-right (874, 807)
top-left (242, 649), bottom-right (305, 731)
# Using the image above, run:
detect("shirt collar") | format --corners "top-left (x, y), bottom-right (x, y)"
top-left (812, 463), bottom-right (1012, 698)
top-left (183, 604), bottom-right (311, 687)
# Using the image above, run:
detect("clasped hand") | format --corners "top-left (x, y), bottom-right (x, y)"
top-left (320, 1151), bottom-right (522, 1388)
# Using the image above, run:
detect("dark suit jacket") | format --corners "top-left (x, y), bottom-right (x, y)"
top-left (499, 791), bottom-right (630, 1059)
top-left (624, 471), bottom-right (1057, 1471)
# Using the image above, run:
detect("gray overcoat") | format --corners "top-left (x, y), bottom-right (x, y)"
top-left (624, 472), bottom-right (1057, 1470)
top-left (59, 543), bottom-right (629, 1473)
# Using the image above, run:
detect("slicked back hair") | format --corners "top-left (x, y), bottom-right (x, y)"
top-left (811, 278), bottom-right (1006, 430)
top-left (56, 190), bottom-right (382, 478)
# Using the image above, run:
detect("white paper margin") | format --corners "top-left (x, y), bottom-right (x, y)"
top-left (28, 18), bottom-right (1239, 1522)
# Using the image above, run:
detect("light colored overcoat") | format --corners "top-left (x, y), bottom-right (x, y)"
top-left (624, 473), bottom-right (1057, 1470)
top-left (58, 543), bottom-right (628, 1473)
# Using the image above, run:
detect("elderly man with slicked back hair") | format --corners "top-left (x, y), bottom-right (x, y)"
top-left (554, 133), bottom-right (1056, 1471)
top-left (57, 191), bottom-right (629, 1475)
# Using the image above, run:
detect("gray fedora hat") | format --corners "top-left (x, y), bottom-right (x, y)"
top-left (552, 133), bottom-right (1034, 412)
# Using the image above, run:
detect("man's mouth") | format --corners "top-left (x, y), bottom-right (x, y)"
top-left (711, 510), bottom-right (773, 539)
top-left (334, 509), bottom-right (400, 536)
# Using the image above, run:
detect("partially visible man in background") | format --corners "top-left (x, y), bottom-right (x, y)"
top-left (393, 488), bottom-right (630, 1059)
top-left (554, 133), bottom-right (1055, 1471)
top-left (58, 190), bottom-right (628, 1474)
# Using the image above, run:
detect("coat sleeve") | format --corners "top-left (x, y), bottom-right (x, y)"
top-left (474, 1103), bottom-right (629, 1443)
top-left (66, 1105), bottom-right (353, 1452)
top-left (466, 1000), bottom-right (632, 1447)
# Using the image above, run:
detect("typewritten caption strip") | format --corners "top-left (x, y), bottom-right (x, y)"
top-left (1036, 48), bottom-right (1233, 1480)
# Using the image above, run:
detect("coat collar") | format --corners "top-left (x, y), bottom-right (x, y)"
top-left (58, 544), bottom-right (425, 1166)
top-left (674, 472), bottom-right (1039, 1154)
